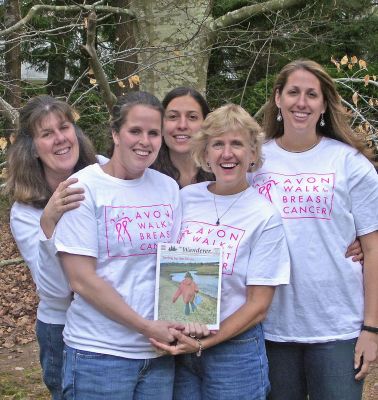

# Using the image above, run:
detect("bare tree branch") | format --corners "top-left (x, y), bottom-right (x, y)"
top-left (0, 257), bottom-right (24, 268)
top-left (209, 0), bottom-right (306, 31)
top-left (0, 3), bottom-right (135, 37)
top-left (80, 12), bottom-right (117, 113)
top-left (335, 78), bottom-right (378, 89)
top-left (0, 96), bottom-right (20, 126)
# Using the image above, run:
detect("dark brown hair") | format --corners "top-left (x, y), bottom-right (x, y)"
top-left (151, 87), bottom-right (214, 186)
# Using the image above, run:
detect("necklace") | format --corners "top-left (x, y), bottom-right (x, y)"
top-left (213, 189), bottom-right (248, 226)
top-left (277, 136), bottom-right (320, 153)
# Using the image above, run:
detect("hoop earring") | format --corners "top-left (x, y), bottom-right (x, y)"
top-left (276, 108), bottom-right (283, 122)
top-left (319, 113), bottom-right (325, 127)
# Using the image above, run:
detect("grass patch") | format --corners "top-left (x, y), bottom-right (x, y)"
top-left (0, 368), bottom-right (49, 400)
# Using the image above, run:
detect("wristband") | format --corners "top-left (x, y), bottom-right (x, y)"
top-left (195, 338), bottom-right (204, 357)
top-left (361, 324), bottom-right (378, 334)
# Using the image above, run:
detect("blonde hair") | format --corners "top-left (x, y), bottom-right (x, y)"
top-left (192, 103), bottom-right (264, 173)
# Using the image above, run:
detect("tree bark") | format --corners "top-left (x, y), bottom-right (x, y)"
top-left (132, 0), bottom-right (306, 99)
top-left (3, 0), bottom-right (22, 141)
top-left (113, 0), bottom-right (139, 96)
top-left (46, 0), bottom-right (67, 96)
top-left (81, 12), bottom-right (117, 113)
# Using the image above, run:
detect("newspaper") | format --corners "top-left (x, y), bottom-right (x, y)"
top-left (154, 243), bottom-right (222, 330)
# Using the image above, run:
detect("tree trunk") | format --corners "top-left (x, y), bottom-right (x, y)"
top-left (133, 0), bottom-right (213, 99)
top-left (132, 0), bottom-right (305, 100)
top-left (113, 0), bottom-right (139, 96)
top-left (4, 0), bottom-right (21, 141)
top-left (46, 0), bottom-right (67, 96)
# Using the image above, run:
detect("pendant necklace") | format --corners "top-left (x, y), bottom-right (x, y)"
top-left (213, 189), bottom-right (248, 226)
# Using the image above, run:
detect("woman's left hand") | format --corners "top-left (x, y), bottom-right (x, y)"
top-left (150, 329), bottom-right (201, 355)
top-left (354, 330), bottom-right (378, 380)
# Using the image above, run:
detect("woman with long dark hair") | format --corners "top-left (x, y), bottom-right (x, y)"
top-left (152, 87), bottom-right (214, 187)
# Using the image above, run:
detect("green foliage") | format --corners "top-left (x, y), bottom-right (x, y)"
top-left (70, 90), bottom-right (110, 155)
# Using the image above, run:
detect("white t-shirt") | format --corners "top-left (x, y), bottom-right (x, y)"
top-left (55, 164), bottom-right (182, 359)
top-left (10, 203), bottom-right (71, 324)
top-left (178, 182), bottom-right (290, 322)
top-left (9, 156), bottom-right (108, 325)
top-left (249, 137), bottom-right (378, 342)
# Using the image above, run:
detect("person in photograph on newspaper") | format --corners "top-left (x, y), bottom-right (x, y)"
top-left (6, 95), bottom-right (98, 400)
top-left (249, 59), bottom-right (378, 400)
top-left (54, 92), bottom-right (185, 400)
top-left (172, 271), bottom-right (200, 315)
top-left (152, 86), bottom-right (214, 187)
top-left (151, 103), bottom-right (291, 400)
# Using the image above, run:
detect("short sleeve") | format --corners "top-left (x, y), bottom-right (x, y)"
top-left (55, 183), bottom-right (98, 258)
top-left (346, 152), bottom-right (378, 236)
top-left (247, 213), bottom-right (290, 286)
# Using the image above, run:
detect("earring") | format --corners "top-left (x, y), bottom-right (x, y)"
top-left (206, 162), bottom-right (210, 167)
top-left (250, 162), bottom-right (255, 167)
top-left (276, 108), bottom-right (283, 122)
top-left (319, 113), bottom-right (325, 127)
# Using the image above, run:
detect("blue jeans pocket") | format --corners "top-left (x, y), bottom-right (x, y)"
top-left (175, 324), bottom-right (270, 400)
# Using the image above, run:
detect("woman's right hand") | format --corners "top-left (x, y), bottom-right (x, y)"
top-left (40, 178), bottom-right (84, 238)
top-left (142, 320), bottom-right (185, 344)
top-left (183, 322), bottom-right (210, 338)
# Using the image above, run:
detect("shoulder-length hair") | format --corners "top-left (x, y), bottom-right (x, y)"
top-left (151, 87), bottom-right (214, 186)
top-left (5, 95), bottom-right (97, 208)
top-left (263, 59), bottom-right (374, 161)
top-left (192, 103), bottom-right (264, 173)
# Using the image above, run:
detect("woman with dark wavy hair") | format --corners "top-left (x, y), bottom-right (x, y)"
top-left (6, 95), bottom-right (98, 399)
top-left (152, 87), bottom-right (214, 187)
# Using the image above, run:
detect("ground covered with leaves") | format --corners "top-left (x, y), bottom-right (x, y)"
top-left (0, 197), bottom-right (377, 399)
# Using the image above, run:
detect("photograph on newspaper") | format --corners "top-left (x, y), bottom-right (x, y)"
top-left (154, 243), bottom-right (222, 330)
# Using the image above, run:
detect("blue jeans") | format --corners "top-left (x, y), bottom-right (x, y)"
top-left (36, 319), bottom-right (65, 400)
top-left (266, 339), bottom-right (363, 400)
top-left (174, 323), bottom-right (269, 400)
top-left (62, 345), bottom-right (174, 400)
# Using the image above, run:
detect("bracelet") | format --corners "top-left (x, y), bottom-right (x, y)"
top-left (195, 337), bottom-right (204, 357)
top-left (361, 324), bottom-right (378, 334)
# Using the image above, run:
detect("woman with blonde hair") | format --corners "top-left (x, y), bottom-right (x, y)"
top-left (151, 103), bottom-right (290, 400)
top-left (250, 59), bottom-right (378, 400)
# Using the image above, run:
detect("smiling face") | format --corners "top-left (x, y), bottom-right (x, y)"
top-left (206, 130), bottom-right (255, 195)
top-left (33, 112), bottom-right (79, 184)
top-left (112, 104), bottom-right (162, 179)
top-left (163, 95), bottom-right (204, 156)
top-left (276, 68), bottom-right (326, 136)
